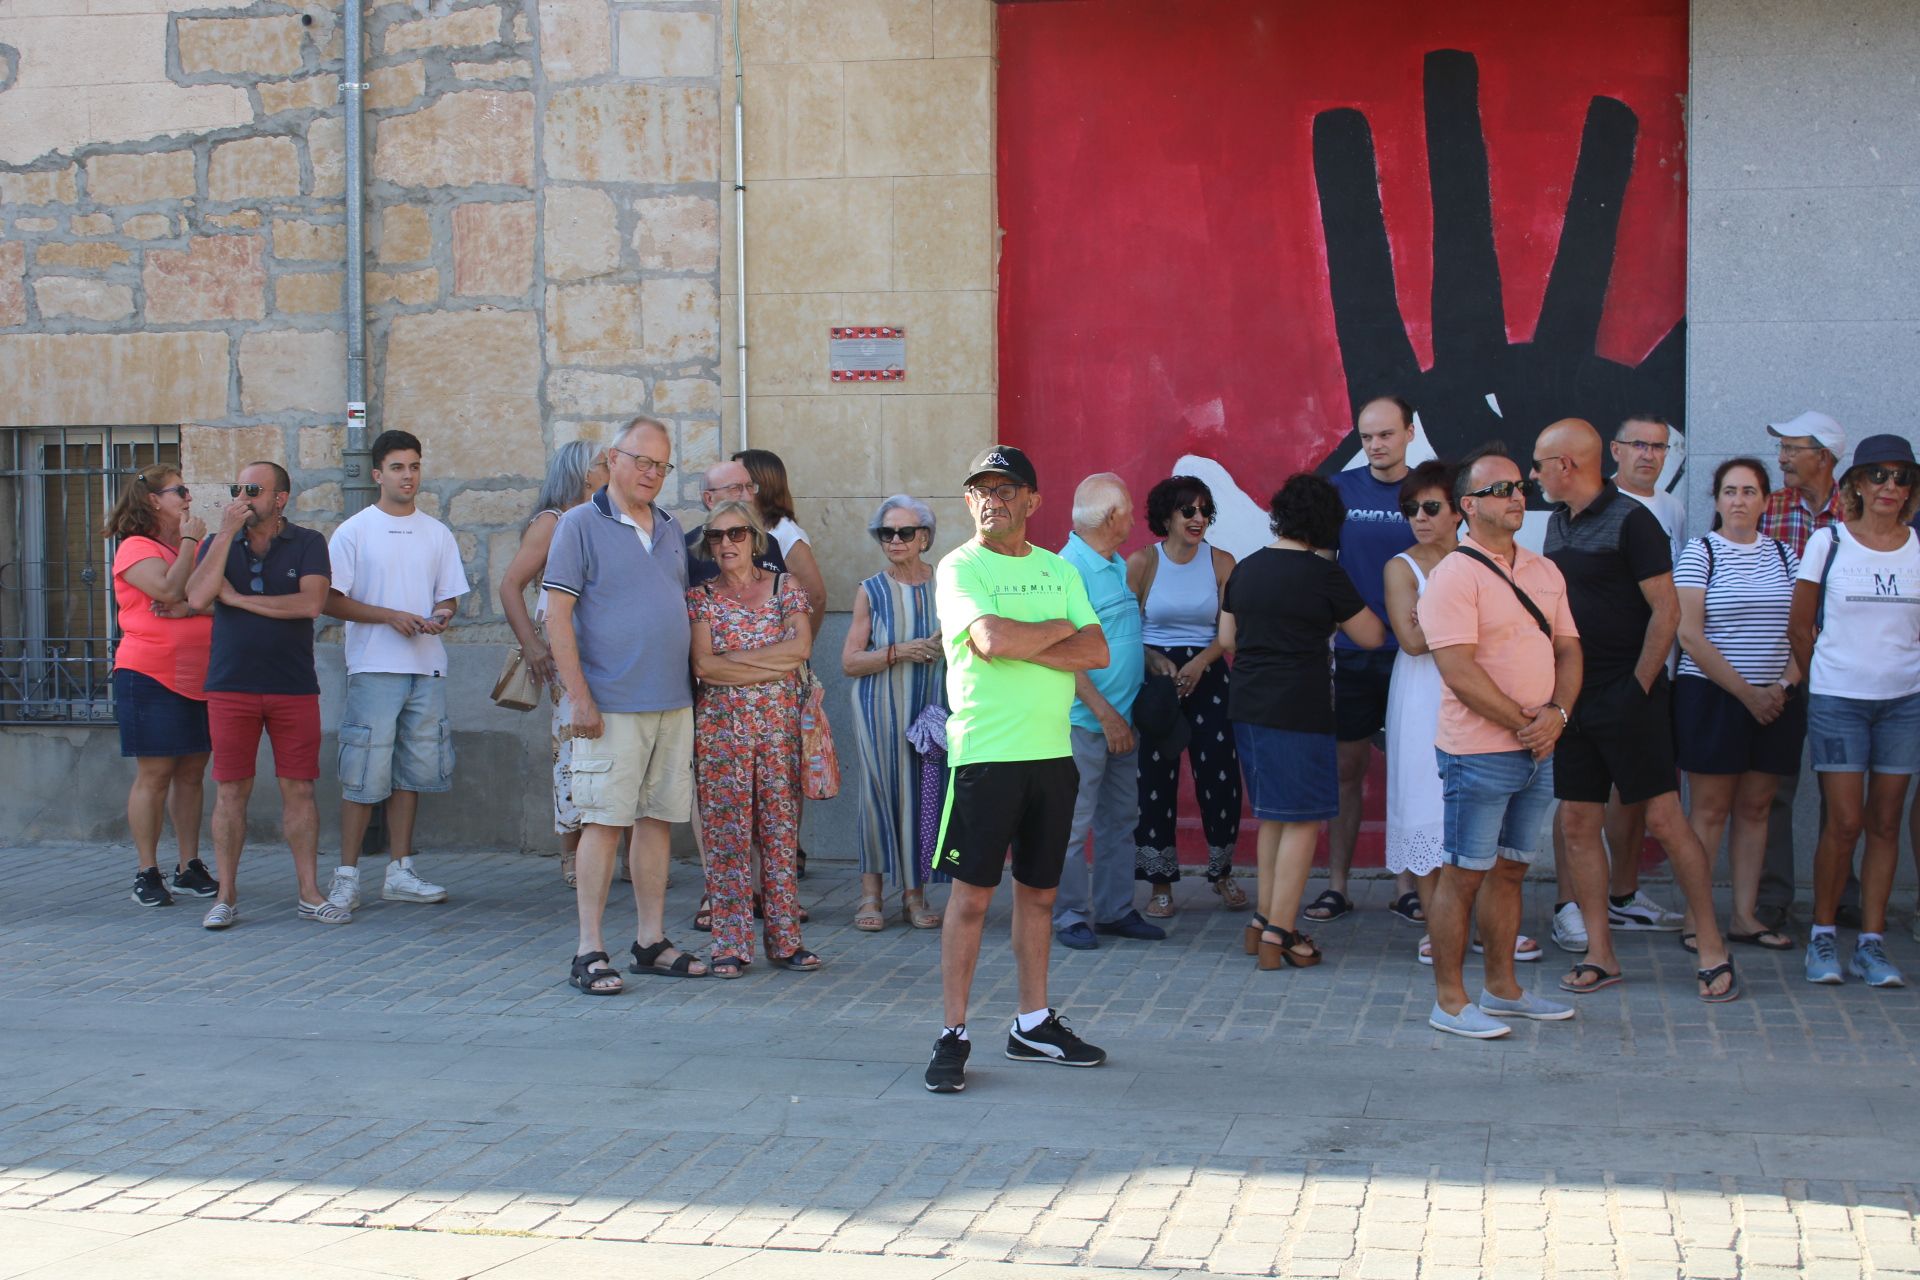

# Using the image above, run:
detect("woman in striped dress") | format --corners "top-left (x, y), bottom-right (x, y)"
top-left (841, 495), bottom-right (946, 930)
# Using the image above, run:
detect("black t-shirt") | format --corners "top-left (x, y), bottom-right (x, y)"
top-left (202, 521), bottom-right (331, 695)
top-left (1543, 482), bottom-right (1671, 679)
top-left (684, 522), bottom-right (786, 586)
top-left (1222, 547), bottom-right (1369, 733)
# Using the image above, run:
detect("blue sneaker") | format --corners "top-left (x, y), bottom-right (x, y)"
top-left (1849, 938), bottom-right (1907, 988)
top-left (1804, 933), bottom-right (1845, 984)
top-left (1055, 922), bottom-right (1098, 950)
top-left (1477, 988), bottom-right (1575, 1021)
top-left (1427, 1002), bottom-right (1511, 1039)
top-left (1096, 909), bottom-right (1168, 941)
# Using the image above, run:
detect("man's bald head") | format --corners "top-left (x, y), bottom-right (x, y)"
top-left (1532, 418), bottom-right (1603, 506)
top-left (701, 459), bottom-right (754, 509)
top-left (1539, 418), bottom-right (1602, 466)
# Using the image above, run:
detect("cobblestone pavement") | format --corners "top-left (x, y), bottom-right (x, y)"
top-left (3, 842), bottom-right (1919, 1277)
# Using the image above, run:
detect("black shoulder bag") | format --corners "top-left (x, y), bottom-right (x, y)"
top-left (1451, 546), bottom-right (1552, 638)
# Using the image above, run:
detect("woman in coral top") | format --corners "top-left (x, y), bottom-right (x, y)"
top-left (108, 464), bottom-right (217, 907)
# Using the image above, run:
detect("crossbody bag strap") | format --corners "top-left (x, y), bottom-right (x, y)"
top-left (1452, 545), bottom-right (1552, 638)
top-left (1813, 527), bottom-right (1842, 632)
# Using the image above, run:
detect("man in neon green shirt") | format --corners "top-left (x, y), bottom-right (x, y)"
top-left (924, 445), bottom-right (1111, 1094)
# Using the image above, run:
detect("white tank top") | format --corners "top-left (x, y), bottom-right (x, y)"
top-left (1143, 542), bottom-right (1219, 646)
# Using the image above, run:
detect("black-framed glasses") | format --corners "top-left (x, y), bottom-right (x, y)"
top-left (1865, 465), bottom-right (1916, 488)
top-left (874, 526), bottom-right (927, 543)
top-left (1176, 503), bottom-right (1217, 522)
top-left (966, 482), bottom-right (1026, 504)
top-left (1615, 440), bottom-right (1671, 455)
top-left (1400, 499), bottom-right (1447, 518)
top-left (230, 483), bottom-right (263, 497)
top-left (610, 445), bottom-right (674, 477)
top-left (247, 557), bottom-right (266, 593)
top-left (703, 526), bottom-right (752, 545)
top-left (153, 484), bottom-right (190, 499)
top-left (1466, 479), bottom-right (1534, 500)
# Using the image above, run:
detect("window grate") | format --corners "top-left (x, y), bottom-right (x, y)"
top-left (1, 427), bottom-right (179, 725)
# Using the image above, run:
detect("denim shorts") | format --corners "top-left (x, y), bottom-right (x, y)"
top-left (1807, 691), bottom-right (1920, 775)
top-left (338, 672), bottom-right (453, 803)
top-left (1232, 722), bottom-right (1337, 822)
top-left (113, 668), bottom-right (210, 758)
top-left (1437, 748), bottom-right (1556, 872)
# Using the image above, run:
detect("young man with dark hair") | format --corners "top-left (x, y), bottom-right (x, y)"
top-left (321, 429), bottom-right (470, 916)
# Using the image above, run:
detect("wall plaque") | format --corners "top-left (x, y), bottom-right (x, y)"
top-left (829, 326), bottom-right (905, 382)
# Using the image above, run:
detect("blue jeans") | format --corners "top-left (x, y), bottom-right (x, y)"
top-left (1437, 748), bottom-right (1556, 873)
top-left (338, 673), bottom-right (452, 804)
top-left (1807, 690), bottom-right (1920, 775)
top-left (1054, 727), bottom-right (1141, 929)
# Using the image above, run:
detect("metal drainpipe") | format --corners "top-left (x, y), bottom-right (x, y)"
top-left (341, 0), bottom-right (374, 516)
top-left (733, 0), bottom-right (749, 450)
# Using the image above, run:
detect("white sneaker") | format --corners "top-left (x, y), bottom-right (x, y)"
top-left (383, 860), bottom-right (447, 903)
top-left (1607, 888), bottom-right (1683, 932)
top-left (1551, 902), bottom-right (1589, 953)
top-left (326, 867), bottom-right (361, 913)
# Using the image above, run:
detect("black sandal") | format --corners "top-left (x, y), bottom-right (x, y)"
top-left (1303, 889), bottom-right (1353, 922)
top-left (770, 949), bottom-right (823, 972)
top-left (1728, 928), bottom-right (1794, 951)
top-left (1697, 959), bottom-right (1740, 1004)
top-left (569, 951), bottom-right (623, 996)
top-left (692, 896), bottom-right (712, 932)
top-left (1389, 891), bottom-right (1425, 926)
top-left (630, 938), bottom-right (707, 978)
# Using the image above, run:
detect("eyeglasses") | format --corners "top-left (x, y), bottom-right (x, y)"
top-left (1776, 442), bottom-right (1825, 456)
top-left (1400, 499), bottom-right (1447, 518)
top-left (966, 482), bottom-right (1027, 504)
top-left (703, 526), bottom-right (752, 546)
top-left (610, 445), bottom-right (674, 477)
top-left (1465, 480), bottom-right (1534, 500)
top-left (229, 483), bottom-right (264, 498)
top-left (1176, 503), bottom-right (1217, 522)
top-left (1615, 440), bottom-right (1670, 455)
top-left (1528, 456), bottom-right (1564, 473)
top-left (1865, 465), bottom-right (1916, 488)
top-left (874, 526), bottom-right (927, 544)
top-left (153, 485), bottom-right (190, 499)
top-left (702, 481), bottom-right (758, 499)
top-left (247, 557), bottom-right (266, 593)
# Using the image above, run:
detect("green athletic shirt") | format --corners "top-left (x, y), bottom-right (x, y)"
top-left (935, 539), bottom-right (1100, 766)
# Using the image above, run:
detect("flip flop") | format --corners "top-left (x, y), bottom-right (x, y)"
top-left (1697, 959), bottom-right (1740, 1003)
top-left (1389, 891), bottom-right (1425, 925)
top-left (1728, 928), bottom-right (1794, 951)
top-left (1303, 889), bottom-right (1353, 922)
top-left (1559, 962), bottom-right (1624, 994)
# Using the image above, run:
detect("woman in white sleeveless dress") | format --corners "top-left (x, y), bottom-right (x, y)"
top-left (1383, 462), bottom-right (1540, 964)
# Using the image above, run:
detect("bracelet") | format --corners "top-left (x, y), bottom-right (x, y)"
top-left (1545, 702), bottom-right (1569, 725)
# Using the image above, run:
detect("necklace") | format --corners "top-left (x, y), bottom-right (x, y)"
top-left (717, 570), bottom-right (764, 601)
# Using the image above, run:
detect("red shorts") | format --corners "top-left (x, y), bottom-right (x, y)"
top-left (207, 692), bottom-right (322, 782)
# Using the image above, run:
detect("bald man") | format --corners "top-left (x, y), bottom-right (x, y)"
top-left (1532, 419), bottom-right (1738, 1003)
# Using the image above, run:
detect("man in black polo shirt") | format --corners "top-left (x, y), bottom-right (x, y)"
top-left (1532, 420), bottom-right (1737, 1002)
top-left (185, 461), bottom-right (334, 931)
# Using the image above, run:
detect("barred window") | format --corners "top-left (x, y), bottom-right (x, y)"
top-left (1, 427), bottom-right (179, 724)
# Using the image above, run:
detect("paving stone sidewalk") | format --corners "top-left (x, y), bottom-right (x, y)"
top-left (2, 842), bottom-right (1918, 1277)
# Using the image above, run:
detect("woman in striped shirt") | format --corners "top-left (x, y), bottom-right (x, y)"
top-left (1673, 457), bottom-right (1805, 951)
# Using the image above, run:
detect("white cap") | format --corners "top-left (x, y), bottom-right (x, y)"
top-left (1766, 410), bottom-right (1846, 456)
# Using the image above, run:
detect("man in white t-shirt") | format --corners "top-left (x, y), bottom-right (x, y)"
top-left (321, 430), bottom-right (471, 916)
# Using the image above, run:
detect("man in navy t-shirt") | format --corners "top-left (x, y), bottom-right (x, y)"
top-left (1314, 395), bottom-right (1418, 925)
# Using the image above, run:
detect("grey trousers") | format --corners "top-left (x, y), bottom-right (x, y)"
top-left (1054, 726), bottom-right (1141, 930)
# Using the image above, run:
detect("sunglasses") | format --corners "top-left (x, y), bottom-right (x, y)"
top-left (152, 484), bottom-right (190, 499)
top-left (703, 526), bottom-right (752, 545)
top-left (247, 557), bottom-right (266, 594)
top-left (1865, 465), bottom-right (1916, 488)
top-left (1466, 480), bottom-right (1535, 500)
top-left (229, 483), bottom-right (264, 498)
top-left (1400, 499), bottom-right (1447, 518)
top-left (875, 526), bottom-right (927, 543)
top-left (1176, 503), bottom-right (1217, 522)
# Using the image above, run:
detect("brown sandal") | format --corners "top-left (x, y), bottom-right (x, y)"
top-left (1144, 890), bottom-right (1176, 919)
top-left (1257, 926), bottom-right (1322, 971)
top-left (1212, 876), bottom-right (1250, 911)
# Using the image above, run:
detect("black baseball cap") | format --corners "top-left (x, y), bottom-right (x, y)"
top-left (963, 444), bottom-right (1038, 490)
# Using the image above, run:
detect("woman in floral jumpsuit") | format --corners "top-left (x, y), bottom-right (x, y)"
top-left (687, 501), bottom-right (822, 976)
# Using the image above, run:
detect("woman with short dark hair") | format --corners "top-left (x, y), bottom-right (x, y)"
top-left (1221, 473), bottom-right (1386, 969)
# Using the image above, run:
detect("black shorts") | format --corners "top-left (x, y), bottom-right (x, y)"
top-left (1333, 647), bottom-right (1394, 743)
top-left (1673, 674), bottom-right (1808, 777)
top-left (1554, 670), bottom-right (1678, 805)
top-left (933, 757), bottom-right (1079, 890)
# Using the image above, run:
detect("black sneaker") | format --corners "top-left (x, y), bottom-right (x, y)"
top-left (132, 867), bottom-right (173, 907)
top-left (171, 858), bottom-right (219, 898)
top-left (925, 1029), bottom-right (970, 1093)
top-left (1006, 1010), bottom-right (1106, 1068)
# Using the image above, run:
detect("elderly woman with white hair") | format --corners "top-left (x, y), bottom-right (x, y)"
top-left (841, 494), bottom-right (946, 930)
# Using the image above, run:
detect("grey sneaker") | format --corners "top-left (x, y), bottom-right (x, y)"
top-left (326, 868), bottom-right (361, 913)
top-left (1478, 988), bottom-right (1576, 1021)
top-left (1428, 1002), bottom-right (1511, 1039)
top-left (1850, 938), bottom-right (1907, 989)
top-left (1804, 933), bottom-right (1844, 985)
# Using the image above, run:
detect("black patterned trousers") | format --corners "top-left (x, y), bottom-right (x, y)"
top-left (1134, 645), bottom-right (1242, 885)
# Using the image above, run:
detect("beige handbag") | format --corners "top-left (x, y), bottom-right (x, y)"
top-left (491, 646), bottom-right (540, 711)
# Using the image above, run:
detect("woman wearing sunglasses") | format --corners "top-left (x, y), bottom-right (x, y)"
top-left (687, 500), bottom-right (821, 977)
top-left (842, 495), bottom-right (947, 932)
top-left (1789, 434), bottom-right (1920, 989)
top-left (105, 465), bottom-right (219, 907)
top-left (1126, 476), bottom-right (1247, 917)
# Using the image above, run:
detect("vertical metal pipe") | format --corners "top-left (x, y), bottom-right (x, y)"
top-left (342, 0), bottom-right (373, 516)
top-left (733, 0), bottom-right (749, 450)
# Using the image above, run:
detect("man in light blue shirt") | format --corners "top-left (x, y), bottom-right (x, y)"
top-left (1054, 474), bottom-right (1163, 947)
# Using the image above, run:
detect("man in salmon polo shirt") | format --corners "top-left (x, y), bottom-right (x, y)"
top-left (1416, 444), bottom-right (1583, 1039)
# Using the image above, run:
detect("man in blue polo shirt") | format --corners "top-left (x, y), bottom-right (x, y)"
top-left (1053, 473), bottom-right (1161, 950)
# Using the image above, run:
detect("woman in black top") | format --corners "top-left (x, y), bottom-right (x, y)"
top-left (1221, 474), bottom-right (1386, 969)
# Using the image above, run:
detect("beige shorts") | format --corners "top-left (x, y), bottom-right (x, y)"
top-left (568, 707), bottom-right (694, 827)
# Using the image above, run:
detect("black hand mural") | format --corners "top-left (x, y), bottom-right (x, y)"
top-left (1312, 50), bottom-right (1683, 490)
